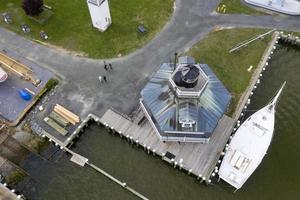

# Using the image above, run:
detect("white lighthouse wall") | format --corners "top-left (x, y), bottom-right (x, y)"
top-left (87, 0), bottom-right (112, 31)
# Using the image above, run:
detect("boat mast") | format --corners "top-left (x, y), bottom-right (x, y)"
top-left (268, 81), bottom-right (286, 109)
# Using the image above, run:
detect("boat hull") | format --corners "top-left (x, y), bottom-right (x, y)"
top-left (219, 105), bottom-right (275, 189)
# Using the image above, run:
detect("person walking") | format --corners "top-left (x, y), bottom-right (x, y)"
top-left (104, 61), bottom-right (108, 71)
top-left (109, 63), bottom-right (113, 70)
top-left (98, 76), bottom-right (103, 83)
top-left (103, 76), bottom-right (107, 82)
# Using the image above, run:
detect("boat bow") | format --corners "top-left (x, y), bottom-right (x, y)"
top-left (268, 82), bottom-right (286, 111)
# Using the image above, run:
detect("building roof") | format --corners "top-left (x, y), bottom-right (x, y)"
top-left (88, 0), bottom-right (105, 6)
top-left (140, 58), bottom-right (231, 141)
top-left (174, 65), bottom-right (200, 88)
top-left (172, 64), bottom-right (208, 92)
top-left (178, 56), bottom-right (195, 64)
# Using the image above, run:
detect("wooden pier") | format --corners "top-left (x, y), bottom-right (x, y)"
top-left (40, 115), bottom-right (148, 200)
top-left (99, 108), bottom-right (234, 182)
top-left (70, 153), bottom-right (89, 167)
top-left (40, 113), bottom-right (92, 148)
top-left (279, 33), bottom-right (300, 47)
top-left (0, 183), bottom-right (24, 200)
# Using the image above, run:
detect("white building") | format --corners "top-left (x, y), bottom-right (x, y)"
top-left (87, 0), bottom-right (112, 31)
top-left (244, 0), bottom-right (300, 15)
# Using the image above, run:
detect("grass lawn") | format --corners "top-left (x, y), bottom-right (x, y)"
top-left (185, 28), bottom-right (272, 115)
top-left (217, 0), bottom-right (265, 15)
top-left (0, 0), bottom-right (173, 58)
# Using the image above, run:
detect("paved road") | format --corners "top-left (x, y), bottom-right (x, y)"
top-left (0, 0), bottom-right (300, 118)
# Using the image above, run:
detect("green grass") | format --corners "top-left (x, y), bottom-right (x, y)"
top-left (45, 78), bottom-right (58, 90)
top-left (28, 7), bottom-right (53, 25)
top-left (34, 78), bottom-right (58, 100)
top-left (186, 28), bottom-right (272, 115)
top-left (0, 0), bottom-right (173, 58)
top-left (217, 0), bottom-right (264, 15)
top-left (26, 135), bottom-right (49, 154)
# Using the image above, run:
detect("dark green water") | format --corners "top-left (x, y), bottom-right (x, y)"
top-left (28, 43), bottom-right (300, 200)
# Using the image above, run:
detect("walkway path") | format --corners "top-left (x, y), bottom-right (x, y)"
top-left (0, 183), bottom-right (19, 200)
top-left (0, 0), bottom-right (300, 119)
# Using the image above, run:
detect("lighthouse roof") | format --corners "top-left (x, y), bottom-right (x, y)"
top-left (140, 56), bottom-right (231, 142)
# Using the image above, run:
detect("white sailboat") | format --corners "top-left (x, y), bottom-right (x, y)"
top-left (218, 82), bottom-right (286, 190)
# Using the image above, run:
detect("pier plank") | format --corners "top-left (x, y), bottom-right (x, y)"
top-left (100, 109), bottom-right (234, 180)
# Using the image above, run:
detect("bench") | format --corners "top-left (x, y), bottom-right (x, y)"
top-left (137, 25), bottom-right (147, 34)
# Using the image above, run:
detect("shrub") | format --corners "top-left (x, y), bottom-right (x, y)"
top-left (22, 0), bottom-right (44, 16)
top-left (45, 78), bottom-right (58, 91)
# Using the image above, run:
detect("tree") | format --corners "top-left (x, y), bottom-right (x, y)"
top-left (22, 0), bottom-right (44, 16)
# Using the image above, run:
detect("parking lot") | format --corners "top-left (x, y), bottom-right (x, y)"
top-left (0, 49), bottom-right (54, 124)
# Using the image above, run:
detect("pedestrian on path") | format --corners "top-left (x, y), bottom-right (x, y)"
top-left (109, 63), bottom-right (113, 70)
top-left (104, 61), bottom-right (108, 71)
top-left (103, 76), bottom-right (107, 82)
top-left (98, 75), bottom-right (103, 83)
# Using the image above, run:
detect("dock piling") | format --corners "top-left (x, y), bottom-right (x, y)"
top-left (197, 174), bottom-right (202, 180)
top-left (174, 161), bottom-right (177, 168)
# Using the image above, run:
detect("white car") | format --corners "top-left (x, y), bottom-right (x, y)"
top-left (0, 67), bottom-right (8, 82)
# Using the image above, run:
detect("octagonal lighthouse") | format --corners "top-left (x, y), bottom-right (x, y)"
top-left (87, 0), bottom-right (112, 31)
top-left (140, 56), bottom-right (231, 143)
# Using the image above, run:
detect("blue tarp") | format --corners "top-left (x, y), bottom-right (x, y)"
top-left (18, 89), bottom-right (32, 101)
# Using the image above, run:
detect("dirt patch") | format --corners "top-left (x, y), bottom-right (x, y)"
top-left (35, 40), bottom-right (88, 57)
